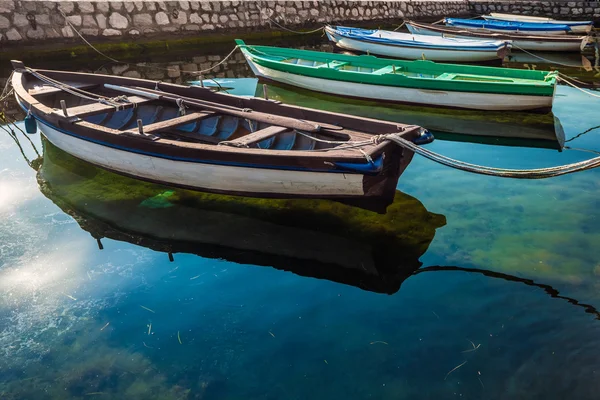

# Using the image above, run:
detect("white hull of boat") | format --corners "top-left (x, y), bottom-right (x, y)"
top-left (326, 31), bottom-right (505, 62)
top-left (406, 24), bottom-right (585, 52)
top-left (245, 57), bottom-right (553, 111)
top-left (484, 13), bottom-right (593, 33)
top-left (37, 121), bottom-right (366, 197)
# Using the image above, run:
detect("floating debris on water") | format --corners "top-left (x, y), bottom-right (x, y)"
top-left (140, 305), bottom-right (155, 314)
top-left (445, 360), bottom-right (467, 380)
top-left (147, 323), bottom-right (152, 335)
top-left (324, 360), bottom-right (328, 365)
top-left (269, 331), bottom-right (275, 338)
top-left (462, 339), bottom-right (481, 353)
top-left (370, 341), bottom-right (389, 345)
top-left (178, 331), bottom-right (182, 344)
top-left (63, 293), bottom-right (77, 301)
top-left (100, 322), bottom-right (110, 331)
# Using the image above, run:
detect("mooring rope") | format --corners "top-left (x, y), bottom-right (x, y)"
top-left (288, 131), bottom-right (600, 178)
top-left (557, 75), bottom-right (600, 98)
top-left (257, 7), bottom-right (325, 35)
top-left (59, 10), bottom-right (239, 77)
top-left (511, 43), bottom-right (590, 69)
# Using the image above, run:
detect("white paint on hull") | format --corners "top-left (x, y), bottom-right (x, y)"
top-left (405, 24), bottom-right (584, 52)
top-left (446, 23), bottom-right (568, 36)
top-left (328, 34), bottom-right (504, 62)
top-left (245, 58), bottom-right (552, 111)
top-left (39, 122), bottom-right (366, 197)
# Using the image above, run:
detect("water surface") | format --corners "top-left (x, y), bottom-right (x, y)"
top-left (1, 37), bottom-right (599, 400)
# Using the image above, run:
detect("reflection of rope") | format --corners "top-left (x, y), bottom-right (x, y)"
top-left (564, 125), bottom-right (600, 143)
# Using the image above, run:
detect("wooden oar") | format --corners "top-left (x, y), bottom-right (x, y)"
top-left (104, 84), bottom-right (324, 133)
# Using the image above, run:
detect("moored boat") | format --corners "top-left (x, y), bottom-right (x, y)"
top-left (406, 20), bottom-right (589, 52)
top-left (324, 25), bottom-right (511, 62)
top-left (236, 39), bottom-right (558, 112)
top-left (445, 18), bottom-right (571, 35)
top-left (11, 60), bottom-right (429, 205)
top-left (483, 13), bottom-right (593, 33)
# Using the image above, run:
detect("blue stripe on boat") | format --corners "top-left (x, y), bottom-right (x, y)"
top-left (445, 18), bottom-right (571, 32)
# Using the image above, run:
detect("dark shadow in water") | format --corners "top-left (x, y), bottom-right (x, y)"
top-left (416, 266), bottom-right (600, 320)
top-left (35, 138), bottom-right (446, 294)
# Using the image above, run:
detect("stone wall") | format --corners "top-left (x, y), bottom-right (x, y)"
top-left (470, 1), bottom-right (600, 19)
top-left (0, 1), bottom-right (597, 49)
top-left (0, 1), bottom-right (469, 47)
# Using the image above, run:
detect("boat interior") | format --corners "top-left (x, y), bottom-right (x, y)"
top-left (279, 57), bottom-right (546, 83)
top-left (26, 79), bottom-right (351, 151)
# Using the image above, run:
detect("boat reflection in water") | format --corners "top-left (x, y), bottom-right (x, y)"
top-left (36, 139), bottom-right (446, 294)
top-left (195, 78), bottom-right (566, 151)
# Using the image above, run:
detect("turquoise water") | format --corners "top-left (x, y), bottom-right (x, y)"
top-left (1, 39), bottom-right (600, 399)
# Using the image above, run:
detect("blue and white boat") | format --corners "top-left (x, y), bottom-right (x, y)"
top-left (483, 13), bottom-right (593, 34)
top-left (325, 25), bottom-right (511, 62)
top-left (445, 18), bottom-right (571, 35)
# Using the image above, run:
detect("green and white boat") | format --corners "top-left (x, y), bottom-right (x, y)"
top-left (235, 39), bottom-right (558, 112)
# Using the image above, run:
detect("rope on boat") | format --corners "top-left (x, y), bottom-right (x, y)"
top-left (290, 131), bottom-right (600, 179)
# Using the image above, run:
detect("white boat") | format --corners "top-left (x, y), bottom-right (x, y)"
top-left (483, 13), bottom-right (593, 33)
top-left (405, 21), bottom-right (589, 52)
top-left (324, 25), bottom-right (511, 62)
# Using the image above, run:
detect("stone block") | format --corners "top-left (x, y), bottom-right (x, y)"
top-left (133, 13), bottom-right (154, 26)
top-left (123, 70), bottom-right (142, 78)
top-left (58, 1), bottom-right (74, 14)
top-left (0, 15), bottom-right (8, 29)
top-left (125, 2), bottom-right (135, 13)
top-left (45, 27), bottom-right (61, 38)
top-left (201, 13), bottom-right (210, 23)
top-left (6, 28), bottom-right (22, 41)
top-left (129, 29), bottom-right (140, 35)
top-left (61, 25), bottom-right (74, 37)
top-left (102, 29), bottom-right (122, 36)
top-left (110, 2), bottom-right (123, 11)
top-left (0, 1), bottom-right (16, 13)
top-left (97, 2), bottom-right (109, 13)
top-left (134, 1), bottom-right (144, 11)
top-left (109, 13), bottom-right (128, 29)
top-left (185, 24), bottom-right (200, 30)
top-left (82, 14), bottom-right (98, 28)
top-left (202, 23), bottom-right (215, 30)
top-left (66, 15), bottom-right (82, 27)
top-left (172, 12), bottom-right (188, 24)
top-left (96, 14), bottom-right (107, 29)
top-left (147, 2), bottom-right (157, 11)
top-left (36, 14), bottom-right (51, 25)
top-left (80, 28), bottom-right (99, 36)
top-left (13, 13), bottom-right (29, 28)
top-left (156, 11), bottom-right (170, 25)
top-left (190, 2), bottom-right (200, 11)
top-left (179, 1), bottom-right (190, 11)
top-left (190, 13), bottom-right (202, 23)
top-left (78, 2), bottom-right (95, 13)
top-left (27, 27), bottom-right (46, 39)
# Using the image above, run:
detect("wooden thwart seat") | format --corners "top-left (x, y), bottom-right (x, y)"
top-left (141, 112), bottom-right (215, 134)
top-left (60, 95), bottom-right (154, 118)
top-left (223, 125), bottom-right (289, 147)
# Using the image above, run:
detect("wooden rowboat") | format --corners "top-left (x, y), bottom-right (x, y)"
top-left (405, 20), bottom-right (589, 52)
top-left (483, 13), bottom-right (593, 34)
top-left (236, 40), bottom-right (558, 111)
top-left (444, 18), bottom-right (571, 35)
top-left (324, 25), bottom-right (511, 62)
top-left (11, 60), bottom-right (429, 205)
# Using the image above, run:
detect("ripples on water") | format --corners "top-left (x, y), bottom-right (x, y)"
top-left (0, 37), bottom-right (599, 399)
